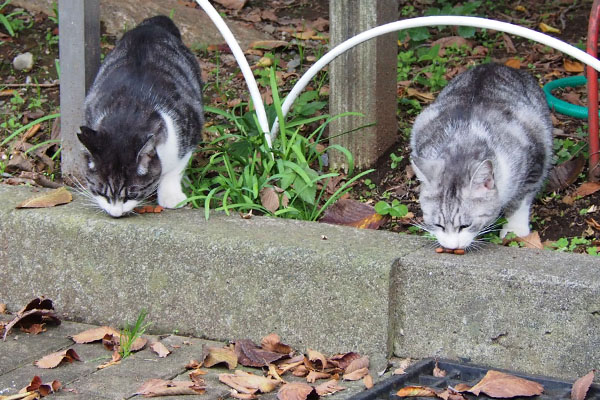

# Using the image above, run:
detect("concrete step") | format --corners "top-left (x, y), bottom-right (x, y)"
top-left (0, 185), bottom-right (598, 383)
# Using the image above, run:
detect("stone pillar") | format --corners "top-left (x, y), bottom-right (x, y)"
top-left (329, 0), bottom-right (398, 171)
top-left (58, 0), bottom-right (100, 184)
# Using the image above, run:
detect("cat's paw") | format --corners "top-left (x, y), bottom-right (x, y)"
top-left (157, 187), bottom-right (187, 209)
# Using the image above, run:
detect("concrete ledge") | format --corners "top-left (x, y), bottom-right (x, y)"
top-left (1, 185), bottom-right (598, 379)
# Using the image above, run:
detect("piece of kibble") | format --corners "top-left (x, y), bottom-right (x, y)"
top-left (435, 247), bottom-right (444, 253)
top-left (453, 249), bottom-right (465, 255)
top-left (143, 205), bottom-right (155, 213)
top-left (153, 205), bottom-right (164, 213)
top-left (134, 207), bottom-right (146, 214)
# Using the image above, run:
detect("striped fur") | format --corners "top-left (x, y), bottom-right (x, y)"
top-left (78, 16), bottom-right (204, 217)
top-left (410, 63), bottom-right (553, 250)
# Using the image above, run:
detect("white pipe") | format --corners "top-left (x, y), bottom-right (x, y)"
top-left (270, 15), bottom-right (600, 138)
top-left (195, 0), bottom-right (272, 148)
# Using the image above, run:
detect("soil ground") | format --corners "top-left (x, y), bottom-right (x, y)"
top-left (1, 0), bottom-right (599, 254)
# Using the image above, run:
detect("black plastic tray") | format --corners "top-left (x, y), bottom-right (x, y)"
top-left (349, 359), bottom-right (599, 400)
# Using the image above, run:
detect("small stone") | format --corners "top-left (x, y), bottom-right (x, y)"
top-left (13, 52), bottom-right (34, 71)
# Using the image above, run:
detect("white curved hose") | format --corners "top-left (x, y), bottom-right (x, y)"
top-left (270, 15), bottom-right (600, 139)
top-left (195, 0), bottom-right (272, 148)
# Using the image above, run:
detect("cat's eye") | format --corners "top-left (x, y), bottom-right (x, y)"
top-left (459, 224), bottom-right (470, 231)
top-left (434, 224), bottom-right (445, 231)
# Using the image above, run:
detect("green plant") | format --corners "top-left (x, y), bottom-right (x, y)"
top-left (119, 309), bottom-right (151, 359)
top-left (374, 199), bottom-right (409, 218)
top-left (390, 152), bottom-right (404, 169)
top-left (0, 0), bottom-right (32, 37)
top-left (186, 68), bottom-right (372, 221)
top-left (551, 236), bottom-right (599, 256)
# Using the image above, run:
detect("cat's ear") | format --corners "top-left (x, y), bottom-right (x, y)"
top-left (411, 156), bottom-right (444, 185)
top-left (77, 126), bottom-right (100, 154)
top-left (136, 135), bottom-right (156, 176)
top-left (470, 159), bottom-right (495, 192)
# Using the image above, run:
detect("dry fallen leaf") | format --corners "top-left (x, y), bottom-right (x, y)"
top-left (236, 339), bottom-right (288, 367)
top-left (307, 349), bottom-right (328, 370)
top-left (363, 374), bottom-right (374, 389)
top-left (439, 388), bottom-right (467, 400)
top-left (453, 383), bottom-right (472, 392)
top-left (212, 0), bottom-right (247, 10)
top-left (468, 370), bottom-right (544, 398)
top-left (327, 352), bottom-right (361, 369)
top-left (396, 386), bottom-right (439, 397)
top-left (564, 59), bottom-right (584, 73)
top-left (393, 368), bottom-right (407, 375)
top-left (185, 359), bottom-right (202, 369)
top-left (16, 187), bottom-right (72, 209)
top-left (230, 389), bottom-right (259, 400)
top-left (571, 370), bottom-right (595, 400)
top-left (586, 218), bottom-right (600, 231)
top-left (293, 30), bottom-right (316, 40)
top-left (22, 375), bottom-right (61, 397)
top-left (0, 303), bottom-right (6, 314)
top-left (572, 182), bottom-right (600, 198)
top-left (268, 364), bottom-right (286, 383)
top-left (319, 199), bottom-right (388, 229)
top-left (150, 341), bottom-right (170, 358)
top-left (189, 369), bottom-right (207, 386)
top-left (135, 378), bottom-right (206, 397)
top-left (515, 231), bottom-right (544, 249)
top-left (219, 370), bottom-right (280, 394)
top-left (343, 367), bottom-right (369, 381)
top-left (433, 361), bottom-right (447, 377)
top-left (505, 58), bottom-right (521, 69)
top-left (315, 379), bottom-right (346, 396)
top-left (547, 156), bottom-right (586, 193)
top-left (261, 333), bottom-right (294, 355)
top-left (21, 323), bottom-right (46, 335)
top-left (202, 344), bottom-right (238, 369)
top-left (3, 298), bottom-right (60, 341)
top-left (277, 382), bottom-right (318, 400)
top-left (539, 22), bottom-right (561, 33)
top-left (277, 355), bottom-right (305, 374)
top-left (251, 40), bottom-right (289, 50)
top-left (406, 88), bottom-right (435, 102)
top-left (97, 351), bottom-right (121, 369)
top-left (71, 326), bottom-right (120, 344)
top-left (306, 370), bottom-right (331, 383)
top-left (345, 356), bottom-right (369, 374)
top-left (35, 349), bottom-right (81, 369)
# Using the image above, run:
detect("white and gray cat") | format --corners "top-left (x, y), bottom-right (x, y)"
top-left (410, 63), bottom-right (553, 250)
top-left (78, 15), bottom-right (204, 217)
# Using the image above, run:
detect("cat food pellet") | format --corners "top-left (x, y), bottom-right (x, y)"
top-left (435, 247), bottom-right (444, 253)
top-left (153, 205), bottom-right (164, 213)
top-left (453, 249), bottom-right (465, 255)
top-left (134, 207), bottom-right (146, 214)
top-left (435, 247), bottom-right (465, 255)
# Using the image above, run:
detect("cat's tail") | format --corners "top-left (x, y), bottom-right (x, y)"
top-left (140, 15), bottom-right (181, 40)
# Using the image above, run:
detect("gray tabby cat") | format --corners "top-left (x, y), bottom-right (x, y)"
top-left (410, 63), bottom-right (553, 250)
top-left (78, 15), bottom-right (204, 217)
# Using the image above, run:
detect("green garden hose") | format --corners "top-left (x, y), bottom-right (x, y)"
top-left (543, 76), bottom-right (598, 119)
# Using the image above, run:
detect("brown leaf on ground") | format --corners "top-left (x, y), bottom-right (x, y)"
top-left (406, 88), bottom-right (435, 103)
top-left (71, 326), bottom-right (120, 344)
top-left (219, 370), bottom-right (280, 394)
top-left (185, 359), bottom-right (202, 369)
top-left (564, 59), bottom-right (584, 73)
top-left (310, 17), bottom-right (329, 31)
top-left (23, 375), bottom-right (61, 397)
top-left (505, 58), bottom-right (521, 69)
top-left (261, 333), bottom-right (294, 355)
top-left (230, 389), bottom-right (259, 400)
top-left (343, 367), bottom-right (369, 381)
top-left (547, 156), bottom-right (585, 193)
top-left (293, 30), bottom-right (316, 40)
top-left (345, 356), bottom-right (369, 374)
top-left (396, 386), bottom-right (439, 397)
top-left (128, 336), bottom-right (147, 352)
top-left (364, 374), bottom-right (374, 389)
top-left (572, 182), bottom-right (600, 198)
top-left (307, 349), bottom-right (328, 370)
top-left (433, 362), bottom-right (447, 377)
top-left (319, 199), bottom-right (388, 229)
top-left (468, 370), bottom-right (544, 398)
top-left (586, 218), bottom-right (600, 231)
top-left (189, 369), bottom-right (207, 386)
top-left (213, 0), bottom-right (247, 10)
top-left (3, 303), bottom-right (60, 341)
top-left (453, 383), bottom-right (472, 391)
top-left (502, 33), bottom-right (517, 53)
top-left (278, 382), bottom-right (318, 400)
top-left (292, 365), bottom-right (309, 377)
top-left (268, 364), bottom-right (286, 383)
top-left (236, 339), bottom-right (289, 367)
top-left (21, 323), bottom-right (46, 335)
top-left (251, 40), bottom-right (289, 50)
top-left (35, 349), bottom-right (81, 369)
top-left (515, 231), bottom-right (544, 249)
top-left (306, 370), bottom-right (331, 383)
top-left (135, 379), bottom-right (205, 397)
top-left (278, 355), bottom-right (306, 374)
top-left (97, 351), bottom-right (121, 369)
top-left (539, 22), bottom-right (561, 33)
top-left (150, 341), bottom-right (171, 358)
top-left (431, 36), bottom-right (471, 56)
top-left (260, 187), bottom-right (284, 213)
top-left (438, 388), bottom-right (466, 400)
top-left (315, 379), bottom-right (346, 396)
top-left (571, 370), bottom-right (595, 400)
top-left (102, 333), bottom-right (119, 351)
top-left (393, 368), bottom-right (407, 375)
top-left (0, 303), bottom-right (6, 314)
top-left (202, 344), bottom-right (238, 369)
top-left (16, 187), bottom-right (72, 209)
top-left (327, 352), bottom-right (361, 369)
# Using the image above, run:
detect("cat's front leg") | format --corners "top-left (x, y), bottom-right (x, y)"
top-left (157, 152), bottom-right (192, 209)
top-left (500, 195), bottom-right (534, 238)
